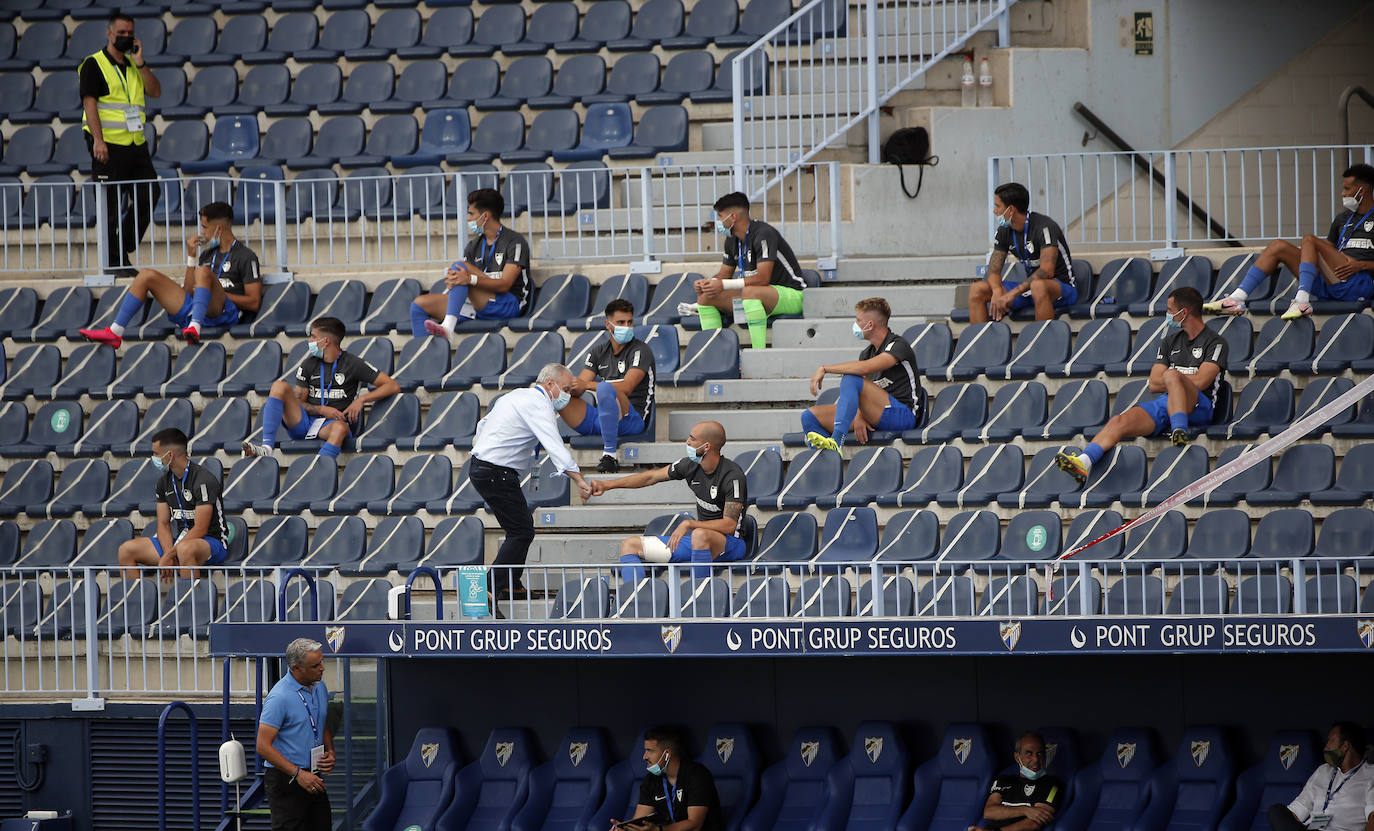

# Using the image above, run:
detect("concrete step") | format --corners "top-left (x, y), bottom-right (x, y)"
top-left (690, 377), bottom-right (814, 400)
top-left (740, 349), bottom-right (831, 380)
top-left (837, 255), bottom-right (984, 283)
top-left (529, 535), bottom-right (625, 564)
top-left (771, 316), bottom-right (930, 348)
top-left (779, 65), bottom-right (927, 98)
top-left (533, 503), bottom-right (682, 530)
top-left (620, 171), bottom-right (733, 209)
top-left (668, 407), bottom-right (801, 441)
top-left (803, 285), bottom-right (956, 317)
top-left (619, 440), bottom-right (786, 466)
top-left (700, 120), bottom-right (851, 153)
top-left (578, 475), bottom-right (695, 505)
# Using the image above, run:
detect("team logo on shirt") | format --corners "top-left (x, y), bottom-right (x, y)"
top-left (1278, 744), bottom-right (1300, 770)
top-left (1191, 740), bottom-right (1210, 767)
top-left (710, 486), bottom-right (718, 499)
top-left (183, 489), bottom-right (192, 501)
top-left (999, 621), bottom-right (1022, 651)
top-left (221, 259), bottom-right (232, 272)
top-left (1365, 221), bottom-right (1373, 232)
top-left (799, 741), bottom-right (820, 767)
top-left (1357, 619), bottom-right (1374, 648)
top-left (324, 625), bottom-right (345, 653)
top-left (568, 742), bottom-right (588, 767)
top-left (617, 361), bottom-right (626, 373)
top-left (1192, 347), bottom-right (1202, 359)
top-left (953, 738), bottom-right (973, 765)
top-left (865, 737), bottom-right (884, 763)
top-left (420, 743), bottom-right (439, 768)
top-left (1117, 743), bottom-right (1136, 768)
top-left (335, 372), bottom-right (346, 385)
top-left (1023, 784), bottom-right (1036, 796)
top-left (660, 625), bottom-right (682, 654)
top-left (495, 742), bottom-right (515, 766)
top-left (495, 253), bottom-right (505, 265)
top-left (716, 738), bottom-right (735, 763)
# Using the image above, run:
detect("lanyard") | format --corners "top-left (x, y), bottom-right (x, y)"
top-left (108, 51), bottom-right (133, 101)
top-left (1337, 206), bottom-right (1374, 251)
top-left (662, 777), bottom-right (676, 823)
top-left (736, 222), bottom-right (751, 275)
top-left (170, 465), bottom-right (191, 532)
top-left (296, 688), bottom-right (320, 745)
top-left (1323, 762), bottom-right (1362, 811)
top-left (1012, 223), bottom-right (1031, 264)
top-left (479, 230), bottom-right (501, 271)
top-left (319, 358), bottom-right (339, 403)
top-left (208, 241), bottom-right (235, 278)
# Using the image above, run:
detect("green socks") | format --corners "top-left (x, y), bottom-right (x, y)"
top-left (742, 298), bottom-right (768, 349)
top-left (698, 304), bottom-right (723, 330)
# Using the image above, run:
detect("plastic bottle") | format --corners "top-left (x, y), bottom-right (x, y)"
top-left (960, 57), bottom-right (976, 108)
top-left (977, 57), bottom-right (993, 107)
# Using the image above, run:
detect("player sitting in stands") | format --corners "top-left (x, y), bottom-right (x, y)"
top-left (613, 726), bottom-right (725, 831)
top-left (117, 427), bottom-right (229, 582)
top-left (1206, 163), bottom-right (1374, 320)
top-left (79, 200), bottom-right (262, 348)
top-left (587, 421), bottom-right (749, 584)
top-left (968, 182), bottom-right (1077, 323)
top-left (242, 316), bottom-right (400, 462)
top-left (408, 188), bottom-right (533, 338)
top-left (803, 297), bottom-right (923, 452)
top-left (1267, 722), bottom-right (1374, 831)
top-left (557, 299), bottom-right (656, 474)
top-left (1056, 287), bottom-right (1225, 483)
top-left (969, 731), bottom-right (1064, 831)
top-left (679, 191), bottom-right (807, 350)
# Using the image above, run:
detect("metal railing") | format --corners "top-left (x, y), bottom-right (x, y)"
top-left (732, 0), bottom-right (1015, 196)
top-left (0, 163), bottom-right (843, 279)
top-left (988, 144), bottom-right (1374, 250)
top-left (1, 557), bottom-right (1368, 699)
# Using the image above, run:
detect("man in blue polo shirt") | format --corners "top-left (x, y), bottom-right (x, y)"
top-left (257, 638), bottom-right (336, 831)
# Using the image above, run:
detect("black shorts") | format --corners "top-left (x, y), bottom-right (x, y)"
top-left (262, 766), bottom-right (332, 831)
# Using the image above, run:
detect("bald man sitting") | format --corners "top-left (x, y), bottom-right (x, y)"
top-left (588, 421), bottom-right (751, 584)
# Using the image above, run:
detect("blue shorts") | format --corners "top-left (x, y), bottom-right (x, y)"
top-left (652, 534), bottom-right (749, 563)
top-left (875, 396), bottom-right (918, 431)
top-left (1005, 279), bottom-right (1078, 312)
top-left (472, 291), bottom-right (521, 320)
top-left (1312, 271), bottom-right (1373, 302)
top-left (573, 402), bottom-right (647, 438)
top-left (283, 404), bottom-right (353, 443)
top-left (1136, 392), bottom-right (1213, 435)
top-left (170, 294), bottom-right (240, 328)
top-left (152, 535), bottom-right (228, 566)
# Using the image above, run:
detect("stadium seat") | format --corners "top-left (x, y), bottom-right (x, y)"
top-left (696, 48), bottom-right (768, 102)
top-left (419, 515), bottom-right (485, 569)
top-left (1062, 445), bottom-right (1147, 509)
top-left (1129, 255), bottom-right (1212, 316)
top-left (0, 73), bottom-right (33, 125)
top-left (0, 576), bottom-right (40, 638)
top-left (297, 516), bottom-right (367, 571)
top-left (151, 17), bottom-right (215, 67)
top-left (1216, 731), bottom-right (1320, 831)
top-left (360, 278), bottom-right (425, 335)
top-left (914, 575), bottom-right (977, 615)
top-left (670, 328), bottom-right (742, 385)
top-left (48, 344), bottom-right (114, 400)
top-left (1046, 318), bottom-right (1131, 377)
top-left (1119, 445), bottom-right (1209, 508)
top-left (15, 286), bottom-right (93, 343)
top-left (960, 381), bottom-right (1047, 442)
top-left (0, 129), bottom-right (55, 185)
top-left (1310, 445), bottom-right (1374, 505)
top-left (399, 7), bottom-right (471, 58)
top-left (388, 338), bottom-right (450, 393)
top-left (611, 0), bottom-right (683, 50)
top-left (753, 512), bottom-right (819, 566)
top-left (1284, 377), bottom-right (1356, 437)
top-left (1231, 317), bottom-right (1314, 376)
top-left (180, 116), bottom-right (259, 174)
top-left (1303, 574), bottom-right (1357, 614)
top-left (354, 516), bottom-right (426, 574)
top-left (1132, 728), bottom-right (1233, 831)
top-left (1195, 443), bottom-right (1268, 507)
top-left (902, 384), bottom-right (986, 444)
top-left (507, 2), bottom-right (579, 55)
top-left (225, 281), bottom-right (309, 338)
top-left (443, 58), bottom-right (500, 109)
top-left (874, 510), bottom-right (939, 562)
top-left (436, 334), bottom-right (505, 391)
top-left (641, 272), bottom-right (699, 325)
top-left (371, 62), bottom-right (447, 116)
top-left (0, 21), bottom-right (63, 70)
top-left (553, 103), bottom-right (634, 161)
top-left (719, 0), bottom-right (791, 44)
top-left (678, 576), bottom-right (733, 618)
top-left (509, 728), bottom-right (609, 831)
top-left (451, 6), bottom-right (526, 57)
top-left (364, 726), bottom-right (462, 831)
top-left (290, 118), bottom-right (367, 174)
top-left (1043, 574), bottom-right (1103, 615)
top-left (1233, 574), bottom-right (1292, 614)
top-left (1332, 396), bottom-right (1374, 439)
top-left (54, 399), bottom-right (132, 458)
top-left (479, 332), bottom-right (563, 388)
top-left (611, 579), bottom-right (666, 619)
top-left (160, 64), bottom-right (237, 119)
top-left (1118, 510), bottom-right (1187, 561)
top-left (450, 112), bottom-right (528, 165)
top-left (557, 0), bottom-right (631, 52)
top-left (792, 576), bottom-right (852, 617)
top-left (811, 507), bottom-right (879, 565)
top-left (1166, 575), bottom-right (1230, 614)
top-left (541, 161), bottom-right (611, 213)
top-left (978, 575), bottom-right (1039, 615)
top-left (1031, 380), bottom-right (1109, 442)
top-left (242, 516), bottom-right (310, 567)
top-left (926, 323), bottom-right (1011, 381)
top-left (937, 444), bottom-right (1022, 507)
top-left (548, 578), bottom-right (612, 619)
top-left (231, 165), bottom-right (284, 224)
top-left (985, 320), bottom-right (1069, 379)
top-left (661, 0), bottom-right (739, 46)
top-left (528, 54), bottom-right (605, 110)
top-left (38, 578), bottom-right (99, 641)
top-left (724, 448), bottom-right (780, 508)
top-left (1246, 444), bottom-right (1333, 506)
top-left (856, 575), bottom-right (915, 615)
top-left (508, 273), bottom-right (590, 331)
top-left (308, 455), bottom-right (394, 515)
top-left (252, 121), bottom-right (313, 170)
top-left (325, 63), bottom-right (398, 118)
top-left (1104, 318), bottom-right (1168, 377)
top-left (222, 457), bottom-right (278, 514)
top-left (6, 402), bottom-right (81, 458)
top-left (1056, 729), bottom-right (1159, 831)
top-left (243, 12), bottom-right (319, 64)
top-left (435, 728), bottom-right (536, 831)
top-left (194, 14), bottom-right (268, 65)
top-left (152, 342), bottom-right (226, 397)
top-left (345, 7), bottom-right (419, 61)
top-left (894, 723), bottom-right (995, 831)
top-left (1103, 574), bottom-right (1165, 614)
top-left (638, 50), bottom-right (715, 104)
top-left (392, 109), bottom-right (471, 167)
top-left (263, 64), bottom-right (342, 118)
top-left (14, 519), bottom-right (77, 567)
top-left (564, 274), bottom-right (649, 330)
top-left (757, 449), bottom-right (841, 510)
top-left (136, 577), bottom-right (218, 639)
top-left (98, 577), bottom-right (161, 637)
top-left (815, 448), bottom-right (903, 508)
top-left (998, 510), bottom-right (1063, 560)
top-left (1291, 313), bottom-right (1374, 373)
top-left (84, 459), bottom-right (155, 518)
top-left (277, 577), bottom-right (337, 622)
top-left (104, 398), bottom-right (190, 458)
top-left (0, 287), bottom-right (37, 333)
top-left (606, 105), bottom-right (690, 159)
top-left (150, 120), bottom-right (209, 170)
top-left (1069, 257), bottom-right (1152, 318)
top-left (340, 394), bottom-right (416, 454)
top-left (740, 727), bottom-right (841, 831)
top-left (38, 460), bottom-right (110, 519)
top-left (813, 723), bottom-right (909, 831)
top-left (369, 455), bottom-right (452, 515)
top-left (935, 510), bottom-right (999, 561)
top-left (1182, 509), bottom-right (1251, 561)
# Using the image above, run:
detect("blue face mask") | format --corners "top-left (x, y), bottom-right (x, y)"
top-left (1020, 765), bottom-right (1045, 780)
top-left (647, 751), bottom-right (669, 776)
top-left (612, 325), bottom-right (634, 344)
top-left (685, 443), bottom-right (705, 462)
top-left (1166, 310), bottom-right (1184, 330)
top-left (307, 340), bottom-right (324, 358)
top-left (852, 321), bottom-right (867, 339)
top-left (551, 386), bottom-right (571, 411)
top-left (995, 208), bottom-right (1011, 229)
top-left (150, 450), bottom-right (171, 472)
top-left (467, 219), bottom-right (481, 235)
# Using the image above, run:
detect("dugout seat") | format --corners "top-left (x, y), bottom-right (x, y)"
top-left (895, 723), bottom-right (995, 831)
top-left (1216, 731), bottom-right (1320, 831)
top-left (741, 727), bottom-right (842, 831)
top-left (1133, 728), bottom-right (1233, 831)
top-left (1055, 729), bottom-right (1158, 831)
top-left (365, 727), bottom-right (463, 831)
top-left (816, 722), bottom-right (910, 831)
top-left (436, 728), bottom-right (537, 831)
top-left (511, 727), bottom-right (610, 831)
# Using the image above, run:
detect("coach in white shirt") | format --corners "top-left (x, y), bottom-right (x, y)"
top-left (470, 363), bottom-right (590, 605)
top-left (1269, 723), bottom-right (1374, 831)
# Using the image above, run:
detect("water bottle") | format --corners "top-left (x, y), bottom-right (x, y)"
top-left (977, 57), bottom-right (993, 107)
top-left (960, 57), bottom-right (976, 108)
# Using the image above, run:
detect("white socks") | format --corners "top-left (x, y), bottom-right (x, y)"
top-left (1293, 290), bottom-right (1311, 305)
top-left (441, 314), bottom-right (458, 333)
top-left (109, 322), bottom-right (125, 336)
top-left (1226, 289), bottom-right (1248, 302)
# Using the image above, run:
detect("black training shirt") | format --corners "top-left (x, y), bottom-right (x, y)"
top-left (155, 461), bottom-right (229, 547)
top-left (666, 456), bottom-right (748, 536)
top-left (722, 220), bottom-right (806, 291)
top-left (584, 336), bottom-right (656, 422)
top-left (636, 760), bottom-right (725, 831)
top-left (1155, 326), bottom-right (1228, 408)
top-left (993, 211), bottom-right (1074, 284)
top-left (464, 227), bottom-right (533, 313)
top-left (863, 330), bottom-right (922, 413)
top-left (981, 773), bottom-right (1065, 830)
top-left (295, 350), bottom-right (381, 409)
top-left (1326, 208), bottom-right (1374, 263)
top-left (197, 240), bottom-right (261, 296)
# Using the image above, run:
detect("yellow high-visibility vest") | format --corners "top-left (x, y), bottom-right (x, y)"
top-left (80, 49), bottom-right (146, 146)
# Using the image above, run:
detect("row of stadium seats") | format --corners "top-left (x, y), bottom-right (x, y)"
top-left (369, 722), bottom-right (1325, 831)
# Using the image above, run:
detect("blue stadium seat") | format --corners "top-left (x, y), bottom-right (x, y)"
top-left (362, 727), bottom-right (463, 831)
top-left (725, 448), bottom-right (781, 508)
top-left (854, 575), bottom-right (913, 615)
top-left (220, 578), bottom-right (279, 624)
top-left (935, 510), bottom-right (1000, 561)
top-left (278, 577), bottom-right (337, 622)
top-left (438, 333), bottom-right (506, 391)
top-left (1310, 444), bottom-right (1374, 505)
top-left (37, 578), bottom-right (99, 641)
top-left (0, 402), bottom-right (24, 455)
top-left (435, 728), bottom-right (536, 831)
top-left (13, 74), bottom-right (79, 122)
top-left (1234, 575), bottom-right (1292, 614)
top-left (418, 515), bottom-right (484, 570)
top-left (1216, 731), bottom-right (1320, 831)
top-left (310, 455), bottom-right (394, 515)
top-left (404, 391), bottom-right (479, 453)
top-left (0, 178), bottom-right (21, 226)
top-left (1103, 575), bottom-right (1165, 614)
top-left (151, 120), bottom-right (209, 170)
top-left (557, 0), bottom-right (631, 52)
top-left (637, 324), bottom-right (679, 373)
top-left (192, 14), bottom-right (266, 65)
top-left (612, 0), bottom-right (683, 50)
top-left (154, 342), bottom-right (227, 397)
top-left (225, 281), bottom-right (309, 339)
top-left (0, 74), bottom-right (33, 129)
top-left (1062, 445), bottom-right (1146, 509)
top-left (389, 337), bottom-right (450, 393)
top-left (1118, 510), bottom-right (1187, 561)
top-left (937, 444), bottom-right (1022, 507)
top-left (347, 395), bottom-right (421, 454)
top-left (611, 578), bottom-right (666, 619)
top-left (1166, 575), bottom-right (1230, 614)
top-left (507, 2), bottom-right (579, 55)
top-left (1043, 574), bottom-right (1103, 615)
top-left (1246, 509), bottom-right (1314, 560)
top-left (0, 21), bottom-right (63, 70)
top-left (112, 398), bottom-right (193, 457)
top-left (961, 381), bottom-right (1046, 442)
top-left (553, 103), bottom-right (634, 161)
top-left (369, 455), bottom-right (452, 515)
top-left (505, 273), bottom-right (591, 331)
top-left (548, 578), bottom-right (612, 619)
top-left (914, 574), bottom-right (976, 615)
top-left (222, 456), bottom-right (278, 514)
top-left (38, 460), bottom-right (110, 519)
top-left (325, 62), bottom-right (398, 117)
top-left (1104, 318), bottom-right (1168, 377)
top-left (185, 398), bottom-right (249, 455)
top-left (451, 6), bottom-right (525, 57)
top-left (1031, 379), bottom-right (1110, 441)
top-left (719, 0), bottom-right (791, 45)
top-left (677, 576), bottom-right (732, 617)
top-left (1132, 728), bottom-right (1233, 831)
top-left (97, 577), bottom-right (161, 637)
top-left (1129, 255), bottom-right (1212, 316)
top-left (741, 727), bottom-right (841, 831)
top-left (233, 165), bottom-right (285, 224)
top-left (292, 116), bottom-right (366, 172)
top-left (1182, 509), bottom-right (1250, 561)
top-left (1247, 444), bottom-right (1333, 506)
top-left (449, 112), bottom-right (526, 165)
top-left (663, 0), bottom-right (737, 47)
top-left (1046, 318), bottom-right (1131, 377)
top-left (898, 322), bottom-right (954, 372)
top-left (15, 286), bottom-right (92, 342)
top-left (264, 64), bottom-right (342, 118)
top-left (1291, 313), bottom-right (1373, 373)
top-left (58, 399), bottom-right (136, 457)
top-left (0, 287), bottom-right (37, 333)
top-left (641, 272), bottom-right (699, 325)
top-left (588, 728), bottom-right (653, 831)
top-left (299, 516), bottom-right (367, 571)
top-left (1070, 257), bottom-right (1153, 318)
top-left (400, 7), bottom-right (472, 59)
top-left (926, 322), bottom-right (1011, 381)
top-left (161, 65), bottom-right (237, 119)
top-left (345, 8), bottom-right (419, 61)
top-left (792, 576), bottom-right (852, 617)
top-left (998, 510), bottom-right (1063, 560)
top-left (50, 344), bottom-right (115, 399)
top-left (1231, 317), bottom-right (1313, 377)
top-left (903, 384), bottom-right (987, 444)
top-left (179, 115), bottom-right (259, 174)
top-left (873, 510), bottom-right (939, 562)
top-left (349, 117), bottom-right (420, 171)
top-left (1205, 316), bottom-right (1253, 368)
top-left (359, 278), bottom-right (424, 335)
top-left (1332, 396), bottom-right (1374, 439)
top-left (443, 58), bottom-right (500, 109)
top-left (978, 575), bottom-right (1039, 615)
top-left (532, 54), bottom-right (607, 109)
top-left (760, 449), bottom-right (844, 510)
top-left (215, 64), bottom-right (289, 116)
top-left (669, 328), bottom-right (741, 385)
top-left (816, 447), bottom-right (903, 508)
top-left (86, 459), bottom-right (156, 518)
top-left (753, 512), bottom-right (819, 565)
top-left (1056, 729), bottom-right (1158, 831)
top-left (87, 343), bottom-right (167, 401)
top-left (1206, 378), bottom-right (1291, 440)
top-left (252, 458), bottom-right (335, 518)
top-left (7, 402), bottom-right (82, 458)
top-left (787, 0), bottom-right (845, 42)
top-left (14, 519), bottom-right (76, 567)
top-left (372, 62), bottom-right (448, 117)
top-left (138, 577), bottom-right (218, 639)
top-left (606, 105), bottom-right (690, 159)
top-left (1285, 377), bottom-right (1356, 437)
top-left (71, 517), bottom-right (130, 570)
top-left (541, 160), bottom-right (611, 214)
top-left (986, 320), bottom-right (1069, 379)
top-left (814, 723), bottom-right (909, 831)
top-left (692, 48), bottom-right (766, 101)
top-left (242, 12), bottom-right (318, 64)
top-left (391, 110), bottom-right (472, 169)
top-left (253, 120), bottom-right (313, 169)
top-left (348, 516), bottom-right (424, 574)
top-left (894, 723), bottom-right (995, 831)
top-left (150, 17), bottom-right (214, 66)
top-left (510, 728), bottom-right (610, 831)
top-left (564, 274), bottom-right (649, 330)
top-left (1119, 445), bottom-right (1208, 508)
top-left (811, 506), bottom-right (879, 565)
top-left (241, 516), bottom-right (310, 568)
top-left (480, 332), bottom-right (563, 388)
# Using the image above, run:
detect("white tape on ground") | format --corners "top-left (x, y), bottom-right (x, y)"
top-left (1057, 370), bottom-right (1374, 562)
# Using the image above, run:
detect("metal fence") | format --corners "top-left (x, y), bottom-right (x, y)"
top-left (1, 557), bottom-right (1367, 699)
top-left (732, 0), bottom-right (1016, 195)
top-left (0, 162), bottom-right (843, 279)
top-left (988, 145), bottom-right (1374, 250)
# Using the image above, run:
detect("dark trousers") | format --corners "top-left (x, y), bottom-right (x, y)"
top-left (469, 457), bottom-right (533, 593)
top-left (263, 767), bottom-right (331, 831)
top-left (86, 134), bottom-right (160, 268)
top-left (1267, 804), bottom-right (1307, 831)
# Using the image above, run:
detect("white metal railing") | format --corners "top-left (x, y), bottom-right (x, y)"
top-left (0, 163), bottom-right (843, 279)
top-left (988, 145), bottom-right (1374, 250)
top-left (732, 0), bottom-right (1015, 196)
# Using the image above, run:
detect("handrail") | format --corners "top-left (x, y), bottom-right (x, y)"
top-left (1339, 85), bottom-right (1374, 149)
top-left (405, 566), bottom-right (443, 621)
top-left (158, 700), bottom-right (201, 831)
top-left (1073, 102), bottom-right (1241, 247)
top-left (278, 568), bottom-right (319, 622)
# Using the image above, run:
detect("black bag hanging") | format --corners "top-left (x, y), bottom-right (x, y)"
top-left (881, 126), bottom-right (939, 199)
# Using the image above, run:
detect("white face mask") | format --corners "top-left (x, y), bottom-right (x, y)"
top-left (1342, 187), bottom-right (1365, 213)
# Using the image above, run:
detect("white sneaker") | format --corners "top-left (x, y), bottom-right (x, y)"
top-left (241, 441), bottom-right (274, 459)
top-left (677, 302), bottom-right (699, 317)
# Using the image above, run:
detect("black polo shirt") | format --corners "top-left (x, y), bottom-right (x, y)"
top-left (636, 760), bottom-right (724, 831)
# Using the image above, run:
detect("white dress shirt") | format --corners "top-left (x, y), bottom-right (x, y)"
top-left (471, 386), bottom-right (579, 475)
top-left (1288, 761), bottom-right (1374, 831)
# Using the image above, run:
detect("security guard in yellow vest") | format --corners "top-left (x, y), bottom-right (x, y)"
top-left (80, 11), bottom-right (161, 277)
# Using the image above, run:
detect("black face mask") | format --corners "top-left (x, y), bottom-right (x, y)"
top-left (113, 35), bottom-right (135, 53)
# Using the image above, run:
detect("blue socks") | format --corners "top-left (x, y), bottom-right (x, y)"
top-left (408, 302), bottom-right (429, 338)
top-left (690, 548), bottom-right (713, 579)
top-left (318, 443), bottom-right (341, 459)
top-left (1237, 265), bottom-right (1267, 296)
top-left (619, 554), bottom-right (645, 586)
top-left (1297, 262), bottom-right (1318, 295)
top-left (1083, 442), bottom-right (1105, 465)
top-left (446, 285), bottom-right (469, 318)
top-left (596, 380), bottom-right (620, 454)
top-left (800, 409), bottom-right (825, 435)
top-left (260, 396), bottom-right (284, 448)
top-left (831, 373), bottom-right (864, 444)
top-left (190, 286), bottom-right (211, 327)
top-left (1169, 411), bottom-right (1188, 432)
top-left (112, 291), bottom-right (144, 332)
